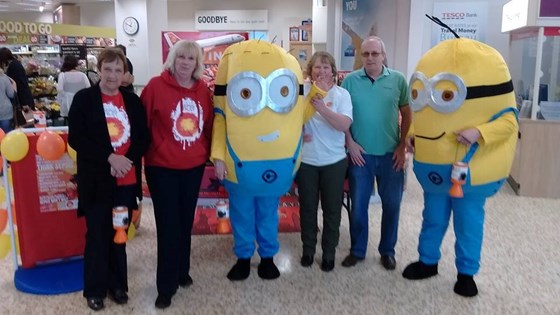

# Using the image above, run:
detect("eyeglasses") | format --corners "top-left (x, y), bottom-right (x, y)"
top-left (361, 51), bottom-right (382, 58)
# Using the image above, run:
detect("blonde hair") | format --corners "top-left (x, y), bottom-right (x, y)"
top-left (163, 40), bottom-right (204, 80)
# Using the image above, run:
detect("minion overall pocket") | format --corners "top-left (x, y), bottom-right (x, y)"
top-left (229, 158), bottom-right (297, 196)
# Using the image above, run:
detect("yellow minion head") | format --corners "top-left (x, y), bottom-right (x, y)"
top-left (211, 40), bottom-right (313, 183)
top-left (410, 38), bottom-right (518, 184)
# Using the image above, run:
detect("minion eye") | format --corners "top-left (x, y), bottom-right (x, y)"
top-left (408, 72), bottom-right (428, 112)
top-left (240, 88), bottom-right (251, 99)
top-left (441, 90), bottom-right (455, 101)
top-left (227, 72), bottom-right (265, 117)
top-left (268, 69), bottom-right (298, 113)
top-left (429, 73), bottom-right (467, 113)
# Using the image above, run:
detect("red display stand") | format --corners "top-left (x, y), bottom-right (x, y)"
top-left (4, 128), bottom-right (86, 295)
top-left (11, 134), bottom-right (85, 268)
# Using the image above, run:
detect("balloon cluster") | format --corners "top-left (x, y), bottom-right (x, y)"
top-left (0, 129), bottom-right (76, 163)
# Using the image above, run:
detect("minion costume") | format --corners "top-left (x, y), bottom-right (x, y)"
top-left (211, 40), bottom-right (316, 280)
top-left (402, 37), bottom-right (518, 297)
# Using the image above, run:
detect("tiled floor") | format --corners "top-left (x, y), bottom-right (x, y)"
top-left (1, 172), bottom-right (559, 314)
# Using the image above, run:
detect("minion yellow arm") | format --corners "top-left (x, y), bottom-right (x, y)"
top-left (475, 112), bottom-right (518, 146)
top-left (210, 106), bottom-right (227, 163)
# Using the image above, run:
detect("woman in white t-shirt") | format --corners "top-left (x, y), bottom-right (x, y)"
top-left (296, 51), bottom-right (353, 272)
top-left (57, 55), bottom-right (90, 123)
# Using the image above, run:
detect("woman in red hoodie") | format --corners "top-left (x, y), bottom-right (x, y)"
top-left (140, 40), bottom-right (213, 309)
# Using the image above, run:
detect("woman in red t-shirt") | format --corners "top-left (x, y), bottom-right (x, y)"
top-left (68, 48), bottom-right (150, 311)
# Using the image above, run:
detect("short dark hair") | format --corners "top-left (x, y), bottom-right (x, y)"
top-left (116, 44), bottom-right (127, 55)
top-left (61, 55), bottom-right (79, 72)
top-left (0, 47), bottom-right (16, 68)
top-left (97, 48), bottom-right (128, 73)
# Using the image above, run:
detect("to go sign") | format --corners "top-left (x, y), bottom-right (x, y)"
top-left (0, 21), bottom-right (52, 35)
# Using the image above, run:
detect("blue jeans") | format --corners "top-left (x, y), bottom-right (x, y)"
top-left (348, 152), bottom-right (404, 258)
top-left (0, 119), bottom-right (13, 134)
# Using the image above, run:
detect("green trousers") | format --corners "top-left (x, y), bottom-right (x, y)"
top-left (296, 158), bottom-right (347, 261)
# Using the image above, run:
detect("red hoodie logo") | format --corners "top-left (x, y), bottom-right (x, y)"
top-left (171, 97), bottom-right (204, 149)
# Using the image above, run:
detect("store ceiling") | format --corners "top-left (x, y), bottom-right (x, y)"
top-left (0, 0), bottom-right (114, 13)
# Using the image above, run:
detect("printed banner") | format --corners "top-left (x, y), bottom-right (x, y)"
top-left (161, 31), bottom-right (248, 65)
top-left (192, 195), bottom-right (301, 235)
top-left (36, 154), bottom-right (78, 213)
top-left (340, 0), bottom-right (379, 71)
top-left (431, 2), bottom-right (488, 46)
top-left (11, 133), bottom-right (85, 268)
top-left (161, 31), bottom-right (248, 93)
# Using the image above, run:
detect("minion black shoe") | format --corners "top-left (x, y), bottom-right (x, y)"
top-left (402, 261), bottom-right (438, 280)
top-left (258, 257), bottom-right (280, 280)
top-left (227, 258), bottom-right (251, 281)
top-left (454, 273), bottom-right (478, 297)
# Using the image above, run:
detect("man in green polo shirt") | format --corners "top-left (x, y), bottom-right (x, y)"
top-left (341, 36), bottom-right (411, 271)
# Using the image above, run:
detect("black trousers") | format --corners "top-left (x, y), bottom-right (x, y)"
top-left (83, 185), bottom-right (136, 298)
top-left (145, 164), bottom-right (205, 296)
top-left (296, 158), bottom-right (347, 261)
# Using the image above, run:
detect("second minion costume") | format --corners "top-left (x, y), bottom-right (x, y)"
top-left (211, 40), bottom-right (316, 280)
top-left (402, 38), bottom-right (518, 297)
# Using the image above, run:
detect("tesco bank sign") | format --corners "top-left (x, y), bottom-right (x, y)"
top-left (441, 12), bottom-right (478, 19)
top-left (195, 10), bottom-right (268, 31)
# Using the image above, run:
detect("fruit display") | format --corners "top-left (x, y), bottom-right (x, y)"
top-left (35, 100), bottom-right (61, 119)
top-left (29, 77), bottom-right (57, 97)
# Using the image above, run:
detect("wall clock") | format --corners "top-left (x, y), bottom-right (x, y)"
top-left (123, 17), bottom-right (139, 36)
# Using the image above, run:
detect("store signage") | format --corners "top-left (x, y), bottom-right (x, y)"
top-left (431, 2), bottom-right (488, 46)
top-left (501, 0), bottom-right (529, 32)
top-left (0, 20), bottom-right (52, 35)
top-left (60, 45), bottom-right (87, 59)
top-left (195, 10), bottom-right (268, 31)
top-left (540, 0), bottom-right (560, 18)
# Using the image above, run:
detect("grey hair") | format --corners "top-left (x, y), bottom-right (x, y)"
top-left (163, 40), bottom-right (204, 80)
top-left (361, 36), bottom-right (386, 54)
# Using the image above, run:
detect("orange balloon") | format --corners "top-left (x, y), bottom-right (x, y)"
top-left (0, 128), bottom-right (5, 143)
top-left (0, 209), bottom-right (6, 234)
top-left (36, 130), bottom-right (66, 161)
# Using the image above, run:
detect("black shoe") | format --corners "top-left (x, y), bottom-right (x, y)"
top-left (341, 254), bottom-right (364, 267)
top-left (300, 255), bottom-right (314, 267)
top-left (227, 258), bottom-right (251, 281)
top-left (320, 259), bottom-right (335, 272)
top-left (454, 273), bottom-right (478, 297)
top-left (402, 261), bottom-right (438, 280)
top-left (155, 295), bottom-right (172, 309)
top-left (380, 255), bottom-right (396, 270)
top-left (179, 274), bottom-right (193, 287)
top-left (258, 257), bottom-right (280, 280)
top-left (86, 297), bottom-right (104, 311)
top-left (108, 289), bottom-right (128, 304)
